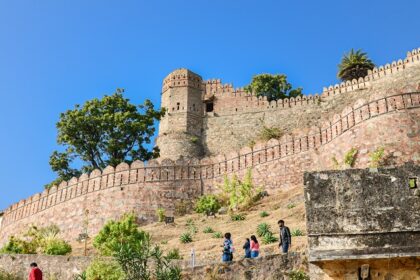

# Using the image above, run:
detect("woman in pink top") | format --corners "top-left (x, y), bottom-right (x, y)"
top-left (250, 235), bottom-right (259, 258)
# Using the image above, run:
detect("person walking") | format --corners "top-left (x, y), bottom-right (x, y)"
top-left (250, 235), bottom-right (260, 258)
top-left (222, 232), bottom-right (234, 262)
top-left (28, 263), bottom-right (43, 280)
top-left (278, 219), bottom-right (291, 253)
top-left (243, 238), bottom-right (251, 258)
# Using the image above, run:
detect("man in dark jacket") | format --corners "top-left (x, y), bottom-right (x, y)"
top-left (278, 220), bottom-right (291, 253)
top-left (28, 263), bottom-right (43, 280)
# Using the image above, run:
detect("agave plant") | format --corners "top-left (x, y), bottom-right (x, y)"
top-left (291, 229), bottom-right (304, 237)
top-left (256, 223), bottom-right (271, 237)
top-left (203, 226), bottom-right (214, 234)
top-left (212, 232), bottom-right (223, 239)
top-left (262, 232), bottom-right (278, 244)
top-left (179, 232), bottom-right (192, 244)
top-left (337, 49), bottom-right (375, 81)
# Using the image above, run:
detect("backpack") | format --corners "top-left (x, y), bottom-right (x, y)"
top-left (223, 239), bottom-right (234, 254)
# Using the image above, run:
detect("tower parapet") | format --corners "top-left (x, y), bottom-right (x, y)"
top-left (156, 69), bottom-right (204, 160)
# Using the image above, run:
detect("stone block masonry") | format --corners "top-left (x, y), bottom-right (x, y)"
top-left (304, 165), bottom-right (420, 279)
top-left (1, 46), bottom-right (420, 253)
top-left (0, 252), bottom-right (306, 280)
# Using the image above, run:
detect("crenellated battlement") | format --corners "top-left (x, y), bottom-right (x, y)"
top-left (199, 47), bottom-right (420, 116)
top-left (0, 159), bottom-right (203, 228)
top-left (321, 47), bottom-right (420, 97)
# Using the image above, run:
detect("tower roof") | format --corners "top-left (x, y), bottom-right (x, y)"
top-left (164, 68), bottom-right (202, 81)
top-left (162, 68), bottom-right (203, 92)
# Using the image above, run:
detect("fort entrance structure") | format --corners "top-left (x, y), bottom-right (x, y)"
top-left (0, 46), bottom-right (420, 279)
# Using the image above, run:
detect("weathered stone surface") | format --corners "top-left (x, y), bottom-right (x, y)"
top-left (0, 252), bottom-right (306, 280)
top-left (0, 254), bottom-right (92, 280)
top-left (182, 252), bottom-right (306, 280)
top-left (304, 165), bottom-right (420, 279)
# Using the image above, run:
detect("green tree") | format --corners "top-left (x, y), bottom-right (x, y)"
top-left (93, 214), bottom-right (147, 256)
top-left (244, 74), bottom-right (302, 102)
top-left (337, 49), bottom-right (375, 81)
top-left (48, 89), bottom-right (164, 188)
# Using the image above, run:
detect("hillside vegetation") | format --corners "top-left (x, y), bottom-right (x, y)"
top-left (71, 184), bottom-right (307, 264)
top-left (143, 184), bottom-right (306, 264)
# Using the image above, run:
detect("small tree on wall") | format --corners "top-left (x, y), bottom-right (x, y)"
top-left (244, 74), bottom-right (303, 102)
top-left (46, 89), bottom-right (165, 188)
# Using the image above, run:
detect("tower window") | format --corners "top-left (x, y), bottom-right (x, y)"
top-left (206, 102), bottom-right (214, 112)
top-left (177, 103), bottom-right (180, 110)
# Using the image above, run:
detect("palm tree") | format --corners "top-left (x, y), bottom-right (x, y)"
top-left (337, 49), bottom-right (375, 81)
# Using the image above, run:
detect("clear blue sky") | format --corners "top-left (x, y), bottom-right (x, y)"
top-left (0, 0), bottom-right (419, 210)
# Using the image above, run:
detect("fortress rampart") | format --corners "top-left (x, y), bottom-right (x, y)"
top-left (1, 47), bottom-right (420, 249)
top-left (201, 48), bottom-right (420, 156)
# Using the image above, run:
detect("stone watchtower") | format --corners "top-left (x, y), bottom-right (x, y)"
top-left (156, 69), bottom-right (204, 161)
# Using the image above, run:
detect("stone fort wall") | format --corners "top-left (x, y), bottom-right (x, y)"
top-left (202, 48), bottom-right (420, 156)
top-left (1, 47), bottom-right (420, 249)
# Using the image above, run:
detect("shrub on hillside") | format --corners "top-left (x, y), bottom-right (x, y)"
top-left (288, 270), bottom-right (310, 280)
top-left (185, 219), bottom-right (198, 234)
top-left (156, 207), bottom-right (166, 222)
top-left (0, 225), bottom-right (71, 255)
top-left (291, 229), bottom-right (304, 237)
top-left (93, 215), bottom-right (181, 280)
top-left (259, 125), bottom-right (283, 141)
top-left (179, 233), bottom-right (193, 244)
top-left (93, 214), bottom-right (147, 256)
top-left (259, 211), bottom-right (269, 217)
top-left (195, 195), bottom-right (221, 216)
top-left (203, 227), bottom-right (214, 234)
top-left (166, 248), bottom-right (182, 260)
top-left (42, 239), bottom-right (72, 255)
top-left (86, 259), bottom-right (125, 280)
top-left (212, 232), bottom-right (223, 239)
top-left (256, 223), bottom-right (271, 237)
top-left (113, 241), bottom-right (182, 280)
top-left (230, 213), bottom-right (246, 221)
top-left (174, 200), bottom-right (189, 216)
top-left (219, 169), bottom-right (263, 211)
top-left (0, 236), bottom-right (35, 254)
top-left (262, 232), bottom-right (278, 244)
top-left (185, 218), bottom-right (194, 226)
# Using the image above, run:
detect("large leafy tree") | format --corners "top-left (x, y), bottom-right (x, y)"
top-left (48, 89), bottom-right (164, 187)
top-left (244, 74), bottom-right (302, 102)
top-left (337, 49), bottom-right (375, 81)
